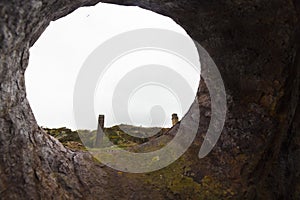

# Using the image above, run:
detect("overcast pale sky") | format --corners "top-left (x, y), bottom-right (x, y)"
top-left (25, 3), bottom-right (200, 130)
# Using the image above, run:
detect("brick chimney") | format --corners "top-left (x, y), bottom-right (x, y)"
top-left (172, 113), bottom-right (179, 126)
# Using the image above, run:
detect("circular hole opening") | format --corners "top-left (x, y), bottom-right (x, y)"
top-left (25, 3), bottom-right (200, 132)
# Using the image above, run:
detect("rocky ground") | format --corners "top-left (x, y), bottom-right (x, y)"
top-left (43, 124), bottom-right (237, 199)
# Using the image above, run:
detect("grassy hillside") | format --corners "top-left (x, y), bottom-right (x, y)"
top-left (43, 125), bottom-right (169, 150)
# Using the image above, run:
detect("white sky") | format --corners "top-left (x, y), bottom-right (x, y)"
top-left (25, 3), bottom-right (200, 130)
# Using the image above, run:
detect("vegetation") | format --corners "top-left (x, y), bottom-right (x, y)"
top-left (43, 125), bottom-right (169, 150)
top-left (43, 125), bottom-right (235, 199)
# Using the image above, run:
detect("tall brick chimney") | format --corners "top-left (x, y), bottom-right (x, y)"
top-left (95, 115), bottom-right (105, 147)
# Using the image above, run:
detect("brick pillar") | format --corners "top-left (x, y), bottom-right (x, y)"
top-left (172, 113), bottom-right (179, 126)
top-left (95, 115), bottom-right (105, 147)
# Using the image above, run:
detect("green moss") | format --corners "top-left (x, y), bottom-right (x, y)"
top-left (63, 141), bottom-right (86, 151)
top-left (121, 154), bottom-right (235, 199)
